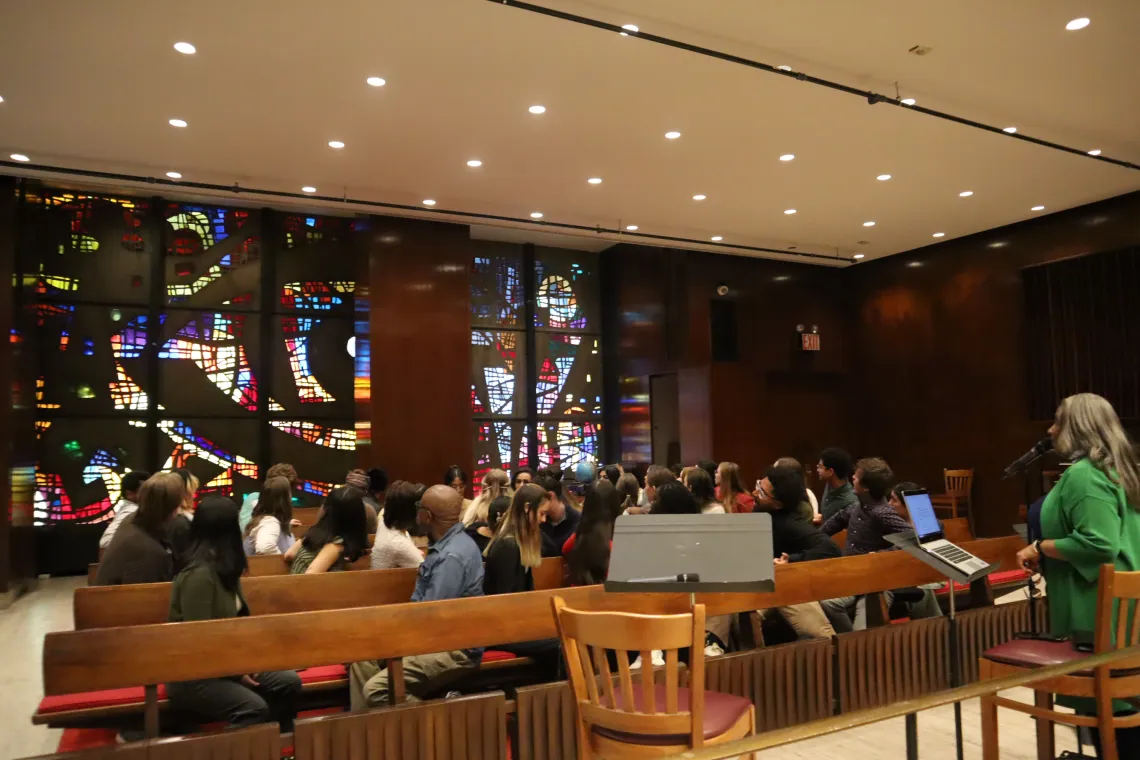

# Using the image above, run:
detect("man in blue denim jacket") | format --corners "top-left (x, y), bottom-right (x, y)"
top-left (350, 485), bottom-right (485, 710)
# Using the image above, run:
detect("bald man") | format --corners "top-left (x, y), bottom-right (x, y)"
top-left (350, 485), bottom-right (485, 710)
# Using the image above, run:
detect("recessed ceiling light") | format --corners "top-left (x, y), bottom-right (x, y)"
top-left (168, 118), bottom-right (187, 128)
top-left (933, 232), bottom-right (946, 238)
top-left (710, 236), bottom-right (723, 242)
top-left (530, 212), bottom-right (544, 219)
top-left (301, 186), bottom-right (317, 193)
top-left (853, 253), bottom-right (865, 260)
top-left (901, 98), bottom-right (916, 106)
top-left (587, 177), bottom-right (603, 185)
top-left (959, 190), bottom-right (973, 197)
top-left (876, 174), bottom-right (891, 181)
top-left (366, 76), bottom-right (386, 87)
top-left (619, 24), bottom-right (639, 36)
top-left (906, 261), bottom-right (923, 268)
top-left (1088, 149), bottom-right (1101, 156)
top-left (1003, 126), bottom-right (1017, 134)
top-left (173, 41), bottom-right (196, 55)
top-left (422, 199), bottom-right (436, 206)
top-left (1066, 17), bottom-right (1090, 31)
top-left (777, 65), bottom-right (792, 71)
top-left (328, 140), bottom-right (345, 149)
top-left (784, 208), bottom-right (797, 215)
top-left (10, 153), bottom-right (30, 162)
top-left (863, 221), bottom-right (876, 227)
top-left (626, 225), bottom-right (638, 231)
top-left (665, 131), bottom-right (681, 139)
top-left (779, 154), bottom-right (795, 162)
top-left (692, 194), bottom-right (706, 201)
top-left (0, 95), bottom-right (5, 103)
top-left (528, 105), bottom-right (546, 114)
top-left (166, 171), bottom-right (182, 179)
top-left (467, 159), bottom-right (482, 167)
top-left (988, 241), bottom-right (1008, 249)
top-left (1031, 205), bottom-right (1045, 211)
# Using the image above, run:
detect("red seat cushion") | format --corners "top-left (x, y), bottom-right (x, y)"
top-left (482, 650), bottom-right (518, 663)
top-left (38, 685), bottom-right (168, 715)
top-left (592, 686), bottom-right (751, 746)
top-left (297, 664), bottom-right (347, 684)
top-left (984, 639), bottom-right (1082, 669)
top-left (989, 569), bottom-right (1029, 585)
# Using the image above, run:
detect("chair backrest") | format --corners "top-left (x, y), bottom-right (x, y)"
top-left (944, 469), bottom-right (974, 498)
top-left (146, 723), bottom-right (281, 760)
top-left (1096, 565), bottom-right (1140, 667)
top-left (551, 595), bottom-right (706, 748)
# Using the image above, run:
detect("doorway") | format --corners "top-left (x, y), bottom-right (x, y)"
top-left (649, 373), bottom-right (680, 467)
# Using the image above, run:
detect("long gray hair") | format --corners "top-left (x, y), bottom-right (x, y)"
top-left (1054, 393), bottom-right (1140, 508)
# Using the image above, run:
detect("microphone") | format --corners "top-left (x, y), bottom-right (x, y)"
top-left (1002, 437), bottom-right (1053, 479)
top-left (627, 573), bottom-right (701, 584)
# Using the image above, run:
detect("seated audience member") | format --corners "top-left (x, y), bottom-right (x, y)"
top-left (697, 459), bottom-right (718, 483)
top-left (601, 464), bottom-right (622, 486)
top-left (243, 476), bottom-right (296, 556)
top-left (167, 497), bottom-right (302, 731)
top-left (371, 481), bottom-right (425, 570)
top-left (345, 469), bottom-right (379, 534)
top-left (639, 464), bottom-right (677, 513)
top-left (615, 472), bottom-right (640, 513)
top-left (538, 474), bottom-right (581, 557)
top-left (483, 483), bottom-right (550, 595)
top-left (445, 464), bottom-right (473, 517)
top-left (167, 468), bottom-right (199, 572)
top-left (716, 462), bottom-right (755, 513)
top-left (819, 458), bottom-right (941, 630)
top-left (888, 481), bottom-right (919, 520)
top-left (96, 472), bottom-right (184, 586)
top-left (285, 486), bottom-right (369, 574)
top-left (817, 447), bottom-right (858, 520)
top-left (512, 467), bottom-right (534, 491)
top-left (684, 467), bottom-right (724, 513)
top-left (756, 465), bottom-right (842, 639)
top-left (565, 479), bottom-right (622, 584)
top-left (774, 457), bottom-right (820, 520)
top-left (669, 463), bottom-right (683, 479)
top-left (463, 468), bottom-right (509, 526)
top-left (350, 485), bottom-right (485, 709)
top-left (366, 466), bottom-right (388, 517)
top-left (98, 470), bottom-right (151, 550)
top-left (239, 463), bottom-right (298, 531)
top-left (465, 496), bottom-right (510, 554)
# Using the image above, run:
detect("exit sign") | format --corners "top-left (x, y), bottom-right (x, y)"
top-left (801, 333), bottom-right (821, 351)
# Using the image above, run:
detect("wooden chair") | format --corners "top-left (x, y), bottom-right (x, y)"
top-left (551, 596), bottom-right (754, 758)
top-left (979, 564), bottom-right (1140, 760)
top-left (932, 468), bottom-right (973, 519)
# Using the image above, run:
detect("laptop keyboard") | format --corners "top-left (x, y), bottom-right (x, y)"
top-left (930, 543), bottom-right (975, 565)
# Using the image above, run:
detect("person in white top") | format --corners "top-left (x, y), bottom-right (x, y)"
top-left (682, 468), bottom-right (725, 514)
top-left (99, 470), bottom-right (151, 549)
top-left (371, 481), bottom-right (424, 570)
top-left (243, 476), bottom-right (298, 556)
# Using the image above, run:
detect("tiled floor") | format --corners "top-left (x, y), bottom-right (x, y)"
top-left (2, 577), bottom-right (1085, 759)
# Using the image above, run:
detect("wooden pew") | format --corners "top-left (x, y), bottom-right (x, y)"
top-left (73, 557), bottom-right (568, 630)
top-left (43, 537), bottom-right (1024, 698)
top-left (831, 516), bottom-right (973, 549)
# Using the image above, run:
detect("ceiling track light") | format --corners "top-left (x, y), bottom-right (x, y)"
top-left (485, 1), bottom-right (1140, 172)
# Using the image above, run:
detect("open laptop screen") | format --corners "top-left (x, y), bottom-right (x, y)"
top-left (902, 490), bottom-right (942, 542)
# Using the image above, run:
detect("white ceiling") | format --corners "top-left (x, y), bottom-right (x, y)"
top-left (1, 0), bottom-right (1137, 265)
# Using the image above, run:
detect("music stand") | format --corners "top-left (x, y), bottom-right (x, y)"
top-left (605, 513), bottom-right (775, 604)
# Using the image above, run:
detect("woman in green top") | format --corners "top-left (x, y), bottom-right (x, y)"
top-left (1017, 393), bottom-right (1140, 755)
top-left (166, 496), bottom-right (302, 732)
top-left (284, 485), bottom-right (369, 574)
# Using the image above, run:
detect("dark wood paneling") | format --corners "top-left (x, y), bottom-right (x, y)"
top-left (0, 177), bottom-right (13, 594)
top-left (846, 190), bottom-right (1140, 537)
top-left (365, 217), bottom-right (472, 488)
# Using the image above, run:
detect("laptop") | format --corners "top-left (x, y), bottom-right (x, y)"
top-left (901, 489), bottom-right (989, 574)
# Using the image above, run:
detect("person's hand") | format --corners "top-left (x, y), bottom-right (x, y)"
top-left (773, 553), bottom-right (789, 565)
top-left (289, 519), bottom-right (302, 528)
top-left (240, 675), bottom-right (260, 688)
top-left (1017, 543), bottom-right (1040, 572)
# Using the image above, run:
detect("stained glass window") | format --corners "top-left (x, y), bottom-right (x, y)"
top-left (272, 316), bottom-right (355, 418)
top-left (270, 418), bottom-right (355, 507)
top-left (474, 421), bottom-right (529, 488)
top-left (164, 203), bottom-right (261, 307)
top-left (535, 333), bottom-right (602, 416)
top-left (470, 243), bottom-right (523, 328)
top-left (533, 247), bottom-right (600, 331)
top-left (275, 215), bottom-right (357, 316)
top-left (157, 418), bottom-right (260, 499)
top-left (158, 312), bottom-right (262, 415)
top-left (471, 330), bottom-right (527, 417)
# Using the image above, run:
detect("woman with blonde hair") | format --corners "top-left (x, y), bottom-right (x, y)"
top-left (716, 462), bottom-right (755, 513)
top-left (483, 483), bottom-right (550, 594)
top-left (463, 468), bottom-right (509, 526)
top-left (1017, 393), bottom-right (1140, 754)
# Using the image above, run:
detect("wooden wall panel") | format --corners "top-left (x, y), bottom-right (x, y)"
top-left (364, 217), bottom-right (472, 489)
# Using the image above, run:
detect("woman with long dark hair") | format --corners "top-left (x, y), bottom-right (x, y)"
top-left (565, 479), bottom-right (622, 585)
top-left (684, 467), bottom-right (723, 514)
top-left (370, 481), bottom-right (424, 570)
top-left (167, 497), bottom-right (302, 731)
top-left (466, 495), bottom-right (510, 554)
top-left (167, 468), bottom-right (200, 572)
top-left (285, 486), bottom-right (368, 574)
top-left (243, 476), bottom-right (294, 556)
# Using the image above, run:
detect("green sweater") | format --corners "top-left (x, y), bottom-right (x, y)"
top-left (1040, 457), bottom-right (1140, 711)
top-left (168, 564), bottom-right (249, 622)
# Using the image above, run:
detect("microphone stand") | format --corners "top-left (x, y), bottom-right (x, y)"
top-left (1003, 455), bottom-right (1043, 635)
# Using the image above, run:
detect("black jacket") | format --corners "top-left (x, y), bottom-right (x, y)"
top-left (770, 509), bottom-right (842, 563)
top-left (483, 536), bottom-right (535, 596)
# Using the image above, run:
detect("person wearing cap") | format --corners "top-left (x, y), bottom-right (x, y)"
top-left (345, 469), bottom-right (379, 534)
top-left (349, 485), bottom-right (484, 710)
